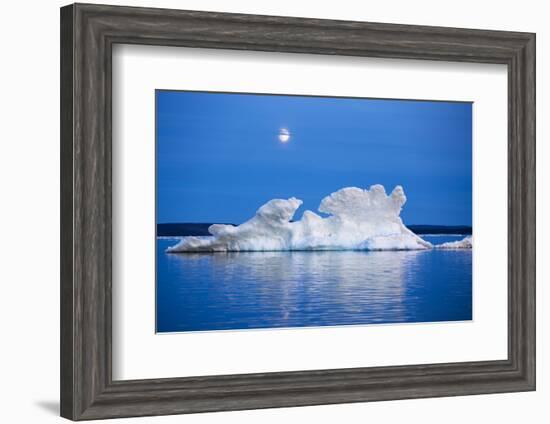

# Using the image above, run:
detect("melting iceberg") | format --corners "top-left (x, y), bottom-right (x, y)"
top-left (166, 185), bottom-right (434, 253)
top-left (436, 235), bottom-right (473, 249)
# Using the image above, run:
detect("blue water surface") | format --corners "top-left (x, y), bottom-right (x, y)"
top-left (156, 237), bottom-right (472, 333)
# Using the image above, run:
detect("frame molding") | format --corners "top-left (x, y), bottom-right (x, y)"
top-left (60, 3), bottom-right (535, 420)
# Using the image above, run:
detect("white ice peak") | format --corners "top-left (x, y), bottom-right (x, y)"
top-left (167, 185), bottom-right (435, 252)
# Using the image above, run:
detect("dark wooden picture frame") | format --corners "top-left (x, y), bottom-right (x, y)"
top-left (60, 3), bottom-right (535, 420)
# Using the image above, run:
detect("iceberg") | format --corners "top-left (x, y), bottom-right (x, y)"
top-left (435, 235), bottom-right (473, 249)
top-left (166, 185), bottom-right (434, 253)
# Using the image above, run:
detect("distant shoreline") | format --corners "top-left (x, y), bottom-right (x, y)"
top-left (157, 223), bottom-right (472, 237)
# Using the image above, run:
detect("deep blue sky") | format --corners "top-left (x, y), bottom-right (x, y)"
top-left (157, 91), bottom-right (472, 226)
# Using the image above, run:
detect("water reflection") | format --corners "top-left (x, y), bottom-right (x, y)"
top-left (157, 240), bottom-right (472, 332)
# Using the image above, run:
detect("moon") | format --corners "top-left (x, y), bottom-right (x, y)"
top-left (278, 128), bottom-right (290, 143)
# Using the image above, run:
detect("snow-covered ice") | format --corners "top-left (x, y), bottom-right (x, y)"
top-left (435, 235), bottom-right (473, 249)
top-left (166, 185), bottom-right (435, 252)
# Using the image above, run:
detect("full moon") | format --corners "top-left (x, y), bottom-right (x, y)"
top-left (278, 128), bottom-right (290, 143)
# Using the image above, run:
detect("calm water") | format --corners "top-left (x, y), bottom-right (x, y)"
top-left (156, 236), bottom-right (472, 332)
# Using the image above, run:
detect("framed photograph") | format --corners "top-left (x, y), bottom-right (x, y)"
top-left (60, 3), bottom-right (535, 420)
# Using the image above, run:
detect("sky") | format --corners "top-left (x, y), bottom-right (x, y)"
top-left (156, 90), bottom-right (472, 226)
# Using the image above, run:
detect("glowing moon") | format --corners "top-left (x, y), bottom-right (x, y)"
top-left (278, 128), bottom-right (290, 143)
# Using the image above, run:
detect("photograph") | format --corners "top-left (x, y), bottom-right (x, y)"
top-left (155, 90), bottom-right (473, 333)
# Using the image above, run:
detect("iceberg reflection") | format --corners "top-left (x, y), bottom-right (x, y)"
top-left (157, 243), bottom-right (472, 332)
